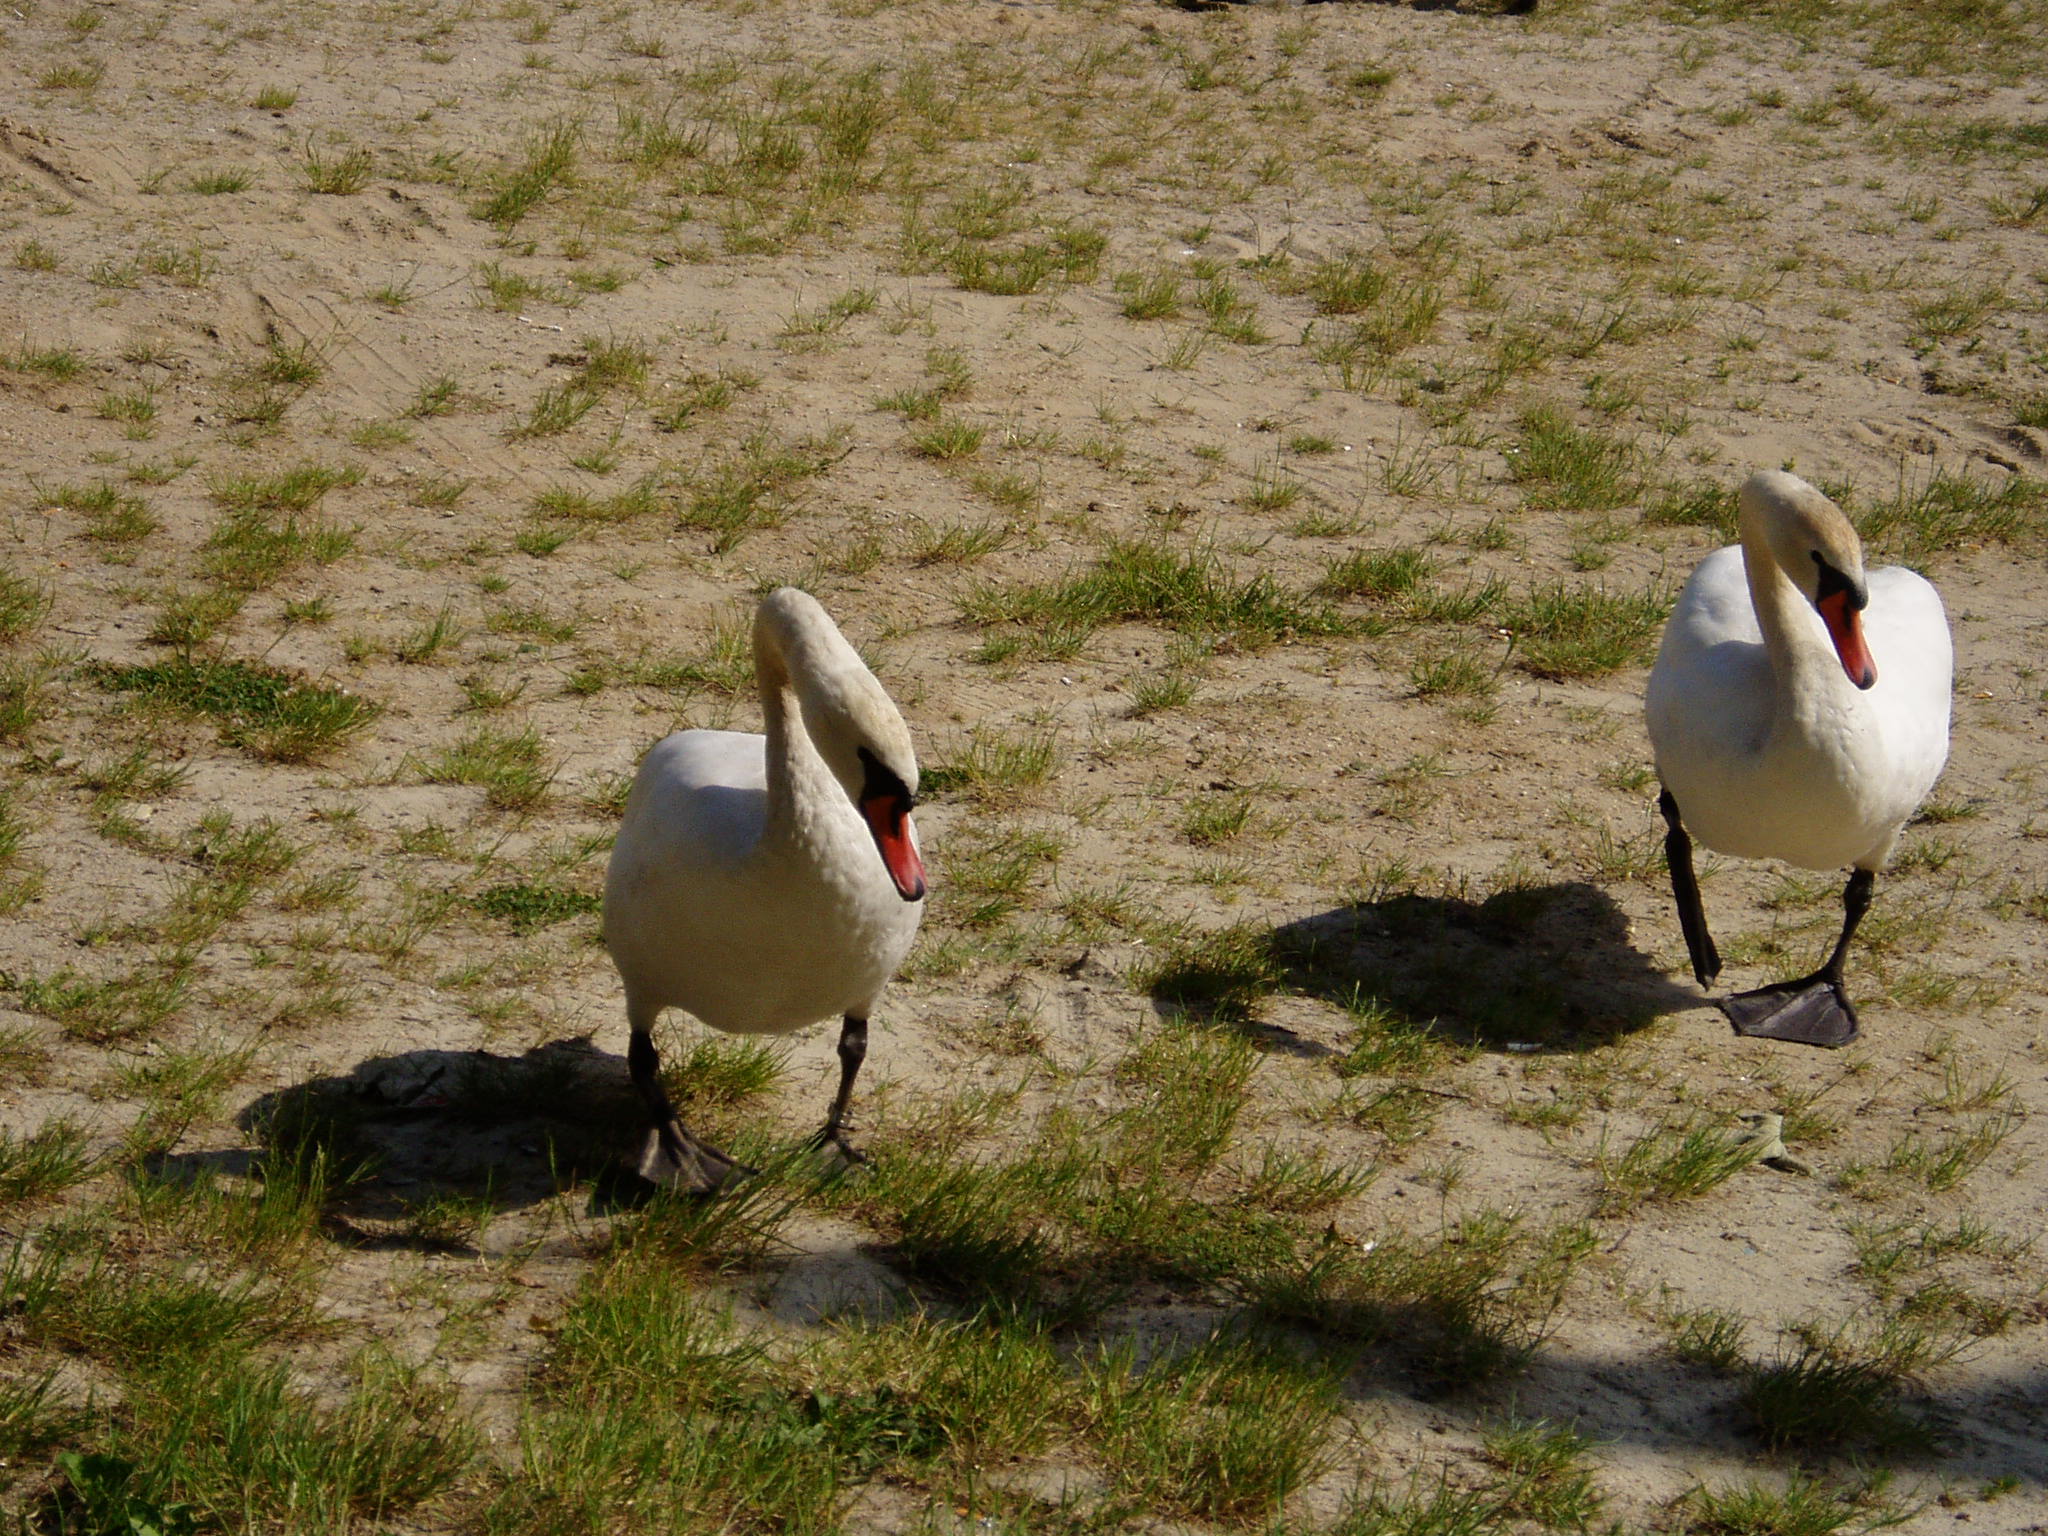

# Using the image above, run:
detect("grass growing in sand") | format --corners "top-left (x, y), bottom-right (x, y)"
top-left (0, 0), bottom-right (2042, 1530)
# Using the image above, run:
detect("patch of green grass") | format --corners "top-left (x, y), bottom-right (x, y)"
top-left (1502, 582), bottom-right (1671, 679)
top-left (1738, 1329), bottom-right (1943, 1455)
top-left (922, 725), bottom-right (1059, 805)
top-left (1481, 1418), bottom-right (1604, 1530)
top-left (1596, 1116), bottom-right (1760, 1215)
top-left (422, 724), bottom-right (552, 811)
top-left (1509, 405), bottom-right (1645, 510)
top-left (471, 881), bottom-right (599, 933)
top-left (1252, 1210), bottom-right (1591, 1390)
top-left (95, 658), bottom-right (379, 763)
top-left (1679, 1473), bottom-right (1881, 1536)
top-left (302, 140), bottom-right (373, 193)
top-left (1140, 922), bottom-right (1285, 1028)
top-left (1320, 546), bottom-right (1436, 601)
top-left (510, 382), bottom-right (600, 438)
top-left (1647, 477), bottom-right (1738, 535)
top-left (476, 119), bottom-right (580, 227)
top-left (961, 539), bottom-right (1350, 654)
top-left (0, 567), bottom-right (51, 642)
top-left (0, 1119), bottom-right (98, 1209)
top-left (1084, 1332), bottom-right (1339, 1524)
top-left (677, 430), bottom-right (842, 553)
top-left (1861, 468), bottom-right (2048, 560)
top-left (908, 416), bottom-right (985, 460)
top-left (664, 1033), bottom-right (787, 1110)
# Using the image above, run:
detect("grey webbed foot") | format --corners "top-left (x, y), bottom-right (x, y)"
top-left (1721, 978), bottom-right (1860, 1049)
top-left (638, 1120), bottom-right (756, 1195)
top-left (806, 1123), bottom-right (870, 1174)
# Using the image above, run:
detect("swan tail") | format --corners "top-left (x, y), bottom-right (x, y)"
top-left (1721, 980), bottom-right (1860, 1049)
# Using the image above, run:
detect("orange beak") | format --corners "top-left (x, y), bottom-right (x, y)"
top-left (860, 794), bottom-right (926, 902)
top-left (1817, 590), bottom-right (1876, 690)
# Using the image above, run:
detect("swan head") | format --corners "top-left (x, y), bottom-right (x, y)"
top-left (1740, 470), bottom-right (1877, 691)
top-left (756, 588), bottom-right (927, 903)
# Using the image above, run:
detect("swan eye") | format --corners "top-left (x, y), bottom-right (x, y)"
top-left (857, 746), bottom-right (915, 810)
top-left (1810, 553), bottom-right (1866, 612)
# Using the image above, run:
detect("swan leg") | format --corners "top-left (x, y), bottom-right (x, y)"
top-left (808, 1014), bottom-right (870, 1167)
top-left (1722, 869), bottom-right (1873, 1049)
top-left (627, 1026), bottom-right (754, 1194)
top-left (1659, 787), bottom-right (1721, 989)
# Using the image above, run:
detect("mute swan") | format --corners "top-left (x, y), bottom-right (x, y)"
top-left (1645, 470), bottom-right (1950, 1047)
top-left (602, 588), bottom-right (926, 1192)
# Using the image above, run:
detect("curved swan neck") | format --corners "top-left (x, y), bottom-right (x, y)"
top-left (754, 601), bottom-right (867, 862)
top-left (1739, 515), bottom-right (1836, 711)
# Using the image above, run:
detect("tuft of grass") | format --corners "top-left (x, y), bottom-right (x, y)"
top-left (1140, 922), bottom-right (1285, 1028)
top-left (472, 881), bottom-right (599, 933)
top-left (95, 658), bottom-right (378, 763)
top-left (677, 430), bottom-right (842, 553)
top-left (1481, 1418), bottom-right (1604, 1530)
top-left (961, 539), bottom-right (1350, 655)
top-left (1680, 1473), bottom-right (1882, 1536)
top-left (1596, 1117), bottom-right (1761, 1215)
top-left (0, 1119), bottom-right (99, 1208)
top-left (922, 725), bottom-right (1059, 805)
top-left (0, 567), bottom-right (51, 642)
top-left (1509, 405), bottom-right (1645, 510)
top-left (1738, 1328), bottom-right (1944, 1455)
top-left (301, 140), bottom-right (373, 194)
top-left (1085, 1332), bottom-right (1339, 1523)
top-left (476, 119), bottom-right (581, 227)
top-left (1502, 582), bottom-right (1671, 679)
top-left (1321, 546), bottom-right (1436, 601)
top-left (421, 724), bottom-right (552, 812)
top-left (907, 416), bottom-right (985, 460)
top-left (1862, 469), bottom-right (2047, 560)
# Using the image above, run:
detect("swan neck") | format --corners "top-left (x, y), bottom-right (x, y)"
top-left (756, 617), bottom-right (841, 852)
top-left (1740, 517), bottom-right (1831, 706)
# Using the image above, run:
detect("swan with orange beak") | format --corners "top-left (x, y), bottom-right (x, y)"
top-left (1646, 470), bottom-right (1951, 1047)
top-left (603, 588), bottom-right (927, 1191)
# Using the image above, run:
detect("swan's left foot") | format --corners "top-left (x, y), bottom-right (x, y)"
top-left (807, 1123), bottom-right (871, 1172)
top-left (1721, 977), bottom-right (1860, 1048)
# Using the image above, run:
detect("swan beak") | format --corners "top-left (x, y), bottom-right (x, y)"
top-left (861, 794), bottom-right (926, 902)
top-left (1817, 590), bottom-right (1877, 690)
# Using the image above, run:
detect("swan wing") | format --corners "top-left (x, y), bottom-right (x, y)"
top-left (1865, 565), bottom-right (1953, 803)
top-left (1646, 547), bottom-right (1775, 769)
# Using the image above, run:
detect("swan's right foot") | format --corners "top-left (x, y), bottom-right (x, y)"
top-left (637, 1121), bottom-right (755, 1195)
top-left (1721, 977), bottom-right (1860, 1049)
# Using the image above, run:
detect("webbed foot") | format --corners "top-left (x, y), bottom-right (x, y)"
top-left (1721, 978), bottom-right (1860, 1049)
top-left (638, 1120), bottom-right (756, 1195)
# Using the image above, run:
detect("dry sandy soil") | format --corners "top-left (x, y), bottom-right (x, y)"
top-left (1, 0), bottom-right (2046, 1531)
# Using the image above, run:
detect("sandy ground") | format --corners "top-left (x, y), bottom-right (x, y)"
top-left (1, 0), bottom-right (2045, 1529)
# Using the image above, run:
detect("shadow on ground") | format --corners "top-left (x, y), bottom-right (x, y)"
top-left (161, 1039), bottom-right (649, 1249)
top-left (1151, 880), bottom-right (1702, 1053)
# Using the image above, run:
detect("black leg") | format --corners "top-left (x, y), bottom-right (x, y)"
top-left (1721, 867), bottom-right (1873, 1050)
top-left (809, 1014), bottom-right (869, 1165)
top-left (1819, 867), bottom-right (1874, 984)
top-left (628, 1025), bottom-right (752, 1194)
top-left (1660, 787), bottom-right (1720, 990)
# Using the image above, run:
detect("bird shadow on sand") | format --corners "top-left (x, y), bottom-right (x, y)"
top-left (141, 1039), bottom-right (658, 1255)
top-left (1150, 879), bottom-right (1702, 1055)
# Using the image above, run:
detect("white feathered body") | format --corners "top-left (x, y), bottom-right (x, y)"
top-left (1647, 545), bottom-right (1951, 872)
top-left (603, 725), bottom-right (922, 1035)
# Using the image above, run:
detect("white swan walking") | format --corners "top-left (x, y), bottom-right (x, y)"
top-left (603, 588), bottom-right (926, 1191)
top-left (1645, 470), bottom-right (1951, 1047)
